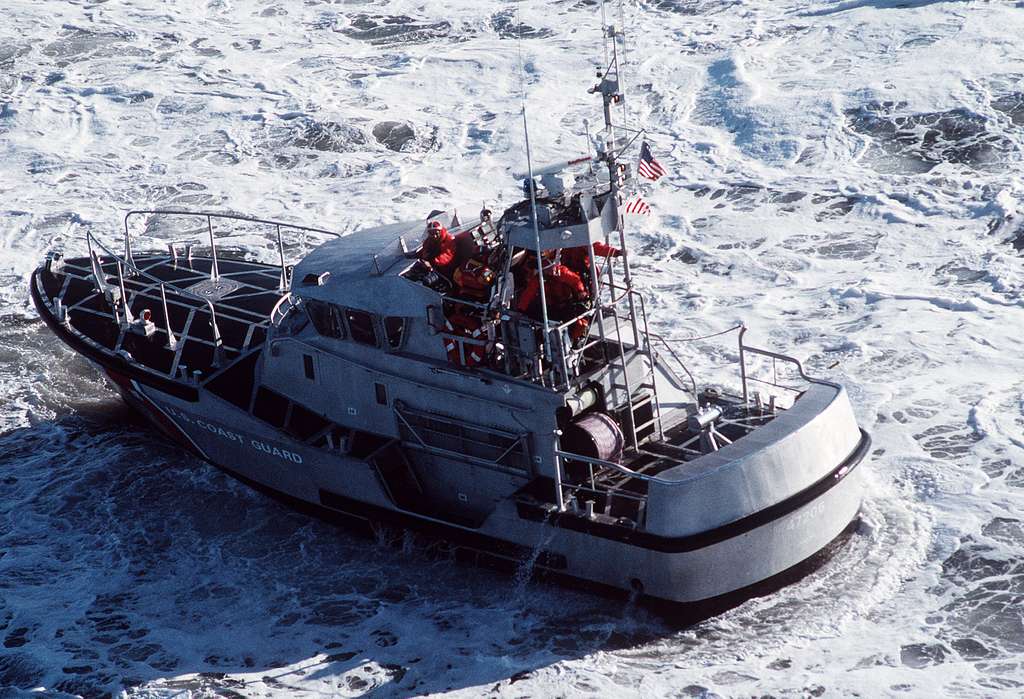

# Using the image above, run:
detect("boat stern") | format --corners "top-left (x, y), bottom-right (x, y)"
top-left (636, 382), bottom-right (869, 601)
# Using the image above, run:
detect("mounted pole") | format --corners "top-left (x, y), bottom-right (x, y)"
top-left (276, 224), bottom-right (287, 291)
top-left (552, 430), bottom-right (567, 512)
top-left (516, 7), bottom-right (553, 380)
top-left (583, 119), bottom-right (596, 175)
top-left (207, 299), bottom-right (225, 367)
top-left (601, 19), bottom-right (641, 347)
top-left (594, 5), bottom-right (649, 449)
top-left (116, 260), bottom-right (133, 325)
top-left (588, 241), bottom-right (608, 361)
top-left (86, 234), bottom-right (108, 294)
top-left (207, 215), bottom-right (220, 281)
top-left (616, 0), bottom-right (630, 128)
top-left (523, 114), bottom-right (552, 357)
top-left (738, 325), bottom-right (749, 405)
top-left (160, 283), bottom-right (177, 350)
top-left (122, 216), bottom-right (137, 275)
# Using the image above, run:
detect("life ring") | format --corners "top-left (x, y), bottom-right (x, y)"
top-left (443, 318), bottom-right (459, 362)
top-left (442, 313), bottom-right (492, 367)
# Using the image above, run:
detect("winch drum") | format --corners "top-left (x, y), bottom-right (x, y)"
top-left (560, 411), bottom-right (624, 462)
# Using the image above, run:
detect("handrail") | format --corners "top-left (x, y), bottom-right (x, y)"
top-left (646, 331), bottom-right (698, 397)
top-left (269, 293), bottom-right (297, 327)
top-left (123, 209), bottom-right (342, 239)
top-left (554, 449), bottom-right (677, 485)
top-left (737, 326), bottom-right (839, 404)
top-left (395, 403), bottom-right (530, 473)
top-left (87, 210), bottom-right (334, 352)
top-left (88, 230), bottom-right (228, 311)
top-left (740, 344), bottom-right (830, 387)
top-left (560, 481), bottom-right (648, 506)
top-left (121, 209), bottom-right (341, 293)
top-left (645, 323), bottom-right (834, 403)
top-left (85, 228), bottom-right (271, 372)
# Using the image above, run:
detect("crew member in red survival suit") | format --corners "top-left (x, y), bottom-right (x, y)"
top-left (561, 241), bottom-right (621, 283)
top-left (516, 260), bottom-right (591, 344)
top-left (419, 220), bottom-right (456, 276)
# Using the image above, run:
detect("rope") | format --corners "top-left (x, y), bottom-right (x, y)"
top-left (672, 323), bottom-right (745, 343)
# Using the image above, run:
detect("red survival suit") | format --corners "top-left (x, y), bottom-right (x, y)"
top-left (560, 241), bottom-right (622, 279)
top-left (516, 263), bottom-right (586, 314)
top-left (452, 258), bottom-right (496, 301)
top-left (516, 262), bottom-right (591, 343)
top-left (419, 222), bottom-right (456, 275)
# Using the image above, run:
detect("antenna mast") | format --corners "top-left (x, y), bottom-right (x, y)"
top-left (516, 4), bottom-right (554, 374)
top-left (595, 0), bottom-right (640, 345)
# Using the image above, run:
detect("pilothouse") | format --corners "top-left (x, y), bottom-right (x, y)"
top-left (30, 11), bottom-right (870, 607)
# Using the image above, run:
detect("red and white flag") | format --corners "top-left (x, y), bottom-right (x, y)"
top-left (636, 141), bottom-right (667, 182)
top-left (624, 196), bottom-right (651, 216)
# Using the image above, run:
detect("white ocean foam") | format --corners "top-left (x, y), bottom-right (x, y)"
top-left (2, 0), bottom-right (1024, 696)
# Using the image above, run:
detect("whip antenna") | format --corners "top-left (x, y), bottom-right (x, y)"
top-left (516, 2), bottom-right (553, 362)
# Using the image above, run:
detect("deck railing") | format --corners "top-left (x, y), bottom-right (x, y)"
top-left (546, 324), bottom-right (842, 519)
top-left (736, 326), bottom-right (839, 406)
top-left (550, 432), bottom-right (675, 522)
top-left (121, 209), bottom-right (341, 292)
top-left (85, 228), bottom-right (246, 368)
top-left (79, 210), bottom-right (338, 372)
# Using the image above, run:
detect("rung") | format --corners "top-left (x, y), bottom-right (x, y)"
top-left (634, 417), bottom-right (658, 432)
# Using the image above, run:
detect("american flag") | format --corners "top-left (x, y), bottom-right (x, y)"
top-left (623, 196), bottom-right (651, 216)
top-left (636, 141), bottom-right (667, 181)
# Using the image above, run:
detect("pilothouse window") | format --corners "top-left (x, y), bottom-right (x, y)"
top-left (346, 309), bottom-right (378, 346)
top-left (306, 300), bottom-right (345, 339)
top-left (384, 317), bottom-right (406, 349)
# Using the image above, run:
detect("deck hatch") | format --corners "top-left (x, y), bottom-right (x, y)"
top-left (185, 277), bottom-right (243, 301)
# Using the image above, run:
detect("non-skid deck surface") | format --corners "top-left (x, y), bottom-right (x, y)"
top-left (40, 254), bottom-right (286, 380)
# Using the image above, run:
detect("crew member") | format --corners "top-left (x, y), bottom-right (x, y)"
top-left (452, 258), bottom-right (496, 301)
top-left (517, 261), bottom-right (593, 345)
top-left (561, 241), bottom-right (621, 281)
top-left (520, 259), bottom-right (588, 320)
top-left (419, 220), bottom-right (456, 276)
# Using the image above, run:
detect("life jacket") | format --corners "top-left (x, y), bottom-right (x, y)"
top-left (452, 259), bottom-right (496, 301)
top-left (442, 312), bottom-right (492, 367)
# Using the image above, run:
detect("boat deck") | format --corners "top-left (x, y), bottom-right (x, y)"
top-left (36, 253), bottom-right (284, 382)
top-left (536, 394), bottom-right (783, 526)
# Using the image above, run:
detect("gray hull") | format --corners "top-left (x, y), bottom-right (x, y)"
top-left (117, 373), bottom-right (866, 606)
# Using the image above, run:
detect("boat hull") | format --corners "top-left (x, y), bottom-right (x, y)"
top-left (32, 265), bottom-right (868, 610)
top-left (112, 372), bottom-right (867, 608)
